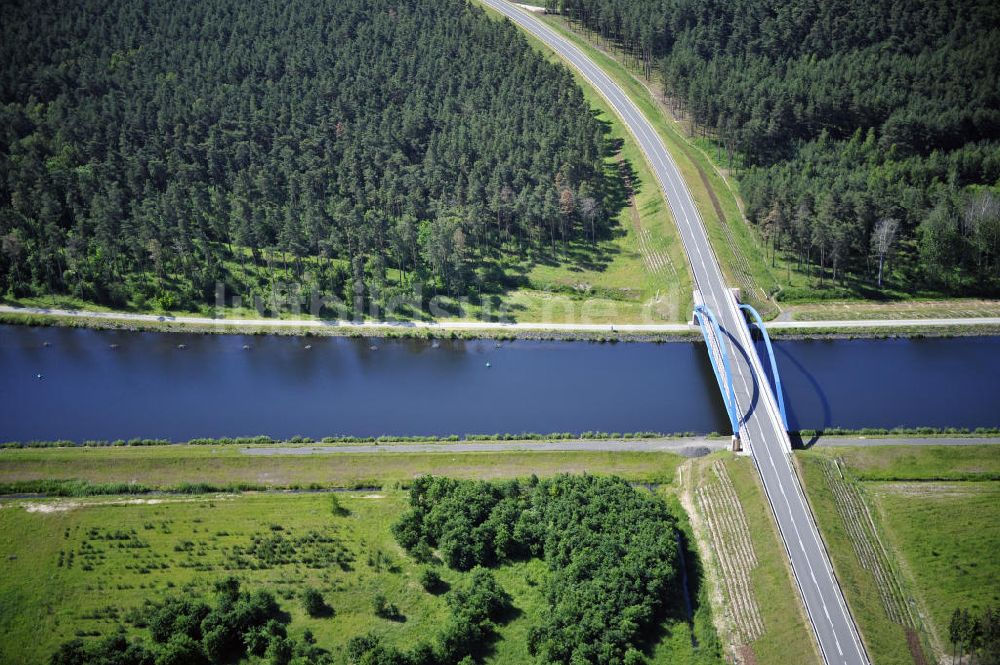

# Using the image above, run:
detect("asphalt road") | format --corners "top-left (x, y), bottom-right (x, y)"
top-left (480, 3), bottom-right (870, 662)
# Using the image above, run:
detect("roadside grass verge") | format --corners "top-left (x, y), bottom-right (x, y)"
top-left (797, 445), bottom-right (1000, 663)
top-left (681, 453), bottom-right (820, 664)
top-left (796, 454), bottom-right (917, 664)
top-left (782, 299), bottom-right (1000, 322)
top-left (486, 75), bottom-right (693, 324)
top-left (0, 446), bottom-right (682, 491)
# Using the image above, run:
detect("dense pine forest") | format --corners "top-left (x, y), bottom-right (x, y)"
top-left (551, 0), bottom-right (1000, 296)
top-left (0, 0), bottom-right (610, 313)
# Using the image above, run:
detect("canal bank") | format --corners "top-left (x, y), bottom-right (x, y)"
top-left (3, 304), bottom-right (1000, 343)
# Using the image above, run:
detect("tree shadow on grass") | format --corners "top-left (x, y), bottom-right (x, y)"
top-left (468, 603), bottom-right (524, 663)
top-left (309, 603), bottom-right (335, 619)
top-left (636, 528), bottom-right (711, 657)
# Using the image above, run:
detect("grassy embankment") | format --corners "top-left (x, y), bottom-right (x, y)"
top-left (681, 454), bottom-right (820, 664)
top-left (0, 446), bottom-right (729, 664)
top-left (0, 445), bottom-right (682, 490)
top-left (796, 445), bottom-right (1000, 664)
top-left (0, 309), bottom-right (705, 344)
top-left (776, 298), bottom-right (1000, 322)
top-left (536, 13), bottom-right (1000, 320)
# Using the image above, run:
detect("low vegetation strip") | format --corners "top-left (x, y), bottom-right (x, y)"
top-left (0, 431), bottom-right (684, 449)
top-left (821, 460), bottom-right (915, 628)
top-left (694, 460), bottom-right (764, 644)
top-left (0, 446), bottom-right (683, 493)
top-left (803, 444), bottom-right (1000, 482)
top-left (787, 300), bottom-right (1000, 322)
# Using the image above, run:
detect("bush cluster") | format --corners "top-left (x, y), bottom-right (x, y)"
top-left (349, 567), bottom-right (512, 665)
top-left (390, 474), bottom-right (685, 664)
top-left (51, 578), bottom-right (335, 665)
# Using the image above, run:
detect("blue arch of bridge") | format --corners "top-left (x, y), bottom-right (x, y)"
top-left (693, 304), bottom-right (740, 437)
top-left (738, 303), bottom-right (789, 431)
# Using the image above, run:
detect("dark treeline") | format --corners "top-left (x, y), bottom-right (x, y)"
top-left (0, 0), bottom-right (609, 312)
top-left (550, 0), bottom-right (1000, 296)
top-left (949, 606), bottom-right (1000, 664)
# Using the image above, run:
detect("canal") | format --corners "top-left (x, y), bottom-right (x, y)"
top-left (0, 325), bottom-right (996, 441)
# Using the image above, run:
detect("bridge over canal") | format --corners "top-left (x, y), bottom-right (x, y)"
top-left (482, 2), bottom-right (871, 663)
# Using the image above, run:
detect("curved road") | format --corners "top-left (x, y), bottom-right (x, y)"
top-left (480, 3), bottom-right (870, 663)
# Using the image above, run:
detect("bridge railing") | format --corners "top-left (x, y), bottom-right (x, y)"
top-left (693, 303), bottom-right (740, 438)
top-left (738, 304), bottom-right (789, 431)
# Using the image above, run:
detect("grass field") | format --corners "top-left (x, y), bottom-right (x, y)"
top-left (0, 484), bottom-right (723, 664)
top-left (0, 445), bottom-right (683, 489)
top-left (0, 492), bottom-right (466, 664)
top-left (797, 445), bottom-right (1000, 663)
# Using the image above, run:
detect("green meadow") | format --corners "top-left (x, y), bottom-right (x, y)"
top-left (798, 445), bottom-right (1000, 663)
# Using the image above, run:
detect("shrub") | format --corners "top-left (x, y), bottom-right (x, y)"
top-left (301, 587), bottom-right (330, 618)
top-left (264, 636), bottom-right (293, 665)
top-left (330, 494), bottom-right (349, 516)
top-left (147, 597), bottom-right (210, 643)
top-left (419, 567), bottom-right (445, 594)
top-left (153, 634), bottom-right (208, 665)
top-left (372, 593), bottom-right (401, 620)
